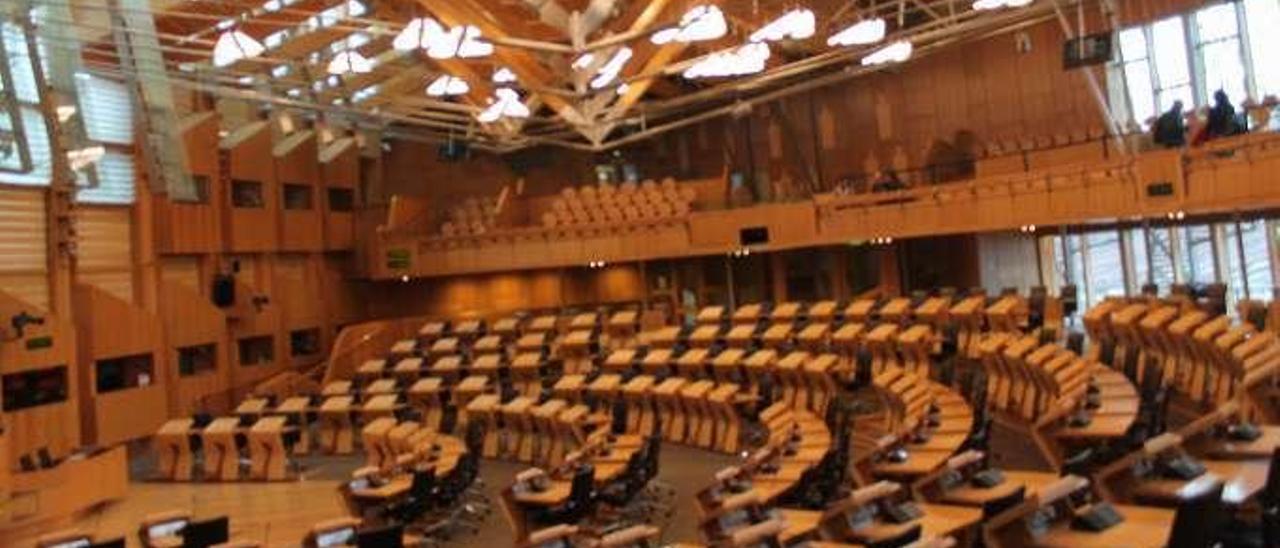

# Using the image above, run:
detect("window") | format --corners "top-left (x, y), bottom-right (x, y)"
top-left (1192, 4), bottom-right (1247, 104)
top-left (95, 353), bottom-right (154, 393)
top-left (238, 336), bottom-right (275, 366)
top-left (283, 183), bottom-right (313, 210)
top-left (1223, 219), bottom-right (1275, 303)
top-left (1244, 0), bottom-right (1280, 98)
top-left (74, 74), bottom-right (136, 205)
top-left (1115, 2), bottom-right (1279, 127)
top-left (2, 366), bottom-right (68, 411)
top-left (1180, 224), bottom-right (1217, 284)
top-left (0, 22), bottom-right (50, 185)
top-left (232, 179), bottom-right (264, 208)
top-left (177, 344), bottom-right (217, 377)
top-left (327, 187), bottom-right (354, 212)
top-left (1148, 227), bottom-right (1178, 289)
top-left (189, 174), bottom-right (211, 204)
top-left (1084, 231), bottom-right (1125, 308)
top-left (290, 328), bottom-right (321, 357)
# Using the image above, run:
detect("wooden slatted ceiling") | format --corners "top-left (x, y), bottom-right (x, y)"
top-left (0, 187), bottom-right (49, 311)
top-left (75, 207), bottom-right (135, 304)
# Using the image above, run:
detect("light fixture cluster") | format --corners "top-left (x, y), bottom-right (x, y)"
top-left (973, 0), bottom-right (1034, 10)
top-left (587, 260), bottom-right (608, 269)
top-left (1019, 224), bottom-right (1037, 233)
top-left (684, 42), bottom-right (771, 79)
top-left (652, 5), bottom-right (727, 45)
top-left (730, 247), bottom-right (752, 258)
top-left (426, 74), bottom-right (469, 97)
top-left (327, 50), bottom-right (374, 75)
top-left (476, 88), bottom-right (530, 123)
top-left (492, 67), bottom-right (518, 84)
top-left (749, 9), bottom-right (816, 43)
top-left (212, 29), bottom-right (265, 67)
top-left (1166, 210), bottom-right (1187, 221)
top-left (575, 48), bottom-right (633, 90)
top-left (870, 236), bottom-right (894, 245)
top-left (393, 18), bottom-right (493, 59)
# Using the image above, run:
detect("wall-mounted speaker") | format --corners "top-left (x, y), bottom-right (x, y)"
top-left (740, 226), bottom-right (769, 247)
top-left (211, 274), bottom-right (235, 308)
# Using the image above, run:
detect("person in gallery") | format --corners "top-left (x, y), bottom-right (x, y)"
top-left (1152, 100), bottom-right (1187, 148)
top-left (1199, 89), bottom-right (1243, 144)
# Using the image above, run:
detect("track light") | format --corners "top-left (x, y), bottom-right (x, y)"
top-left (750, 9), bottom-right (816, 43)
top-left (652, 5), bottom-right (727, 44)
top-left (861, 40), bottom-right (913, 66)
top-left (327, 50), bottom-right (374, 75)
top-left (476, 88), bottom-right (529, 123)
top-left (828, 18), bottom-right (886, 47)
top-left (426, 75), bottom-right (469, 97)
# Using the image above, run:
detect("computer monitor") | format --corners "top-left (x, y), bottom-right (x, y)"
top-left (147, 518), bottom-right (189, 540)
top-left (88, 538), bottom-right (125, 548)
top-left (355, 524), bottom-right (402, 548)
top-left (313, 527), bottom-right (356, 548)
top-left (181, 516), bottom-right (229, 548)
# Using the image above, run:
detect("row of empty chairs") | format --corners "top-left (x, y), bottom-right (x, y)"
top-left (1085, 298), bottom-right (1280, 423)
top-left (439, 195), bottom-right (502, 238)
top-left (542, 178), bottom-right (696, 229)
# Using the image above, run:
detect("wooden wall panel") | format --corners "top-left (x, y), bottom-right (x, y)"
top-left (275, 254), bottom-right (323, 329)
top-left (0, 290), bottom-right (79, 463)
top-left (160, 282), bottom-right (231, 415)
top-left (157, 112), bottom-right (223, 254)
top-left (275, 130), bottom-right (323, 251)
top-left (320, 138), bottom-right (358, 250)
top-left (76, 207), bottom-right (134, 304)
top-left (222, 121), bottom-right (280, 252)
top-left (160, 256), bottom-right (202, 289)
top-left (0, 186), bottom-right (49, 311)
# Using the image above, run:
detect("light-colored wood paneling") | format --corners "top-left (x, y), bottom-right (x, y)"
top-left (320, 138), bottom-right (358, 250)
top-left (156, 112), bottom-right (223, 254)
top-left (76, 206), bottom-right (134, 304)
top-left (222, 121), bottom-right (280, 252)
top-left (71, 283), bottom-right (167, 446)
top-left (275, 130), bottom-right (323, 251)
top-left (160, 256), bottom-right (202, 289)
top-left (0, 186), bottom-right (49, 311)
top-left (0, 289), bottom-right (80, 464)
top-left (160, 282), bottom-right (231, 415)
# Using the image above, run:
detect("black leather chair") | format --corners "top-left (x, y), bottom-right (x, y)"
top-left (1168, 478), bottom-right (1227, 548)
top-left (532, 464), bottom-right (596, 526)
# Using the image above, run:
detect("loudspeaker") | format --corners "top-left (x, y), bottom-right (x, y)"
top-left (211, 274), bottom-right (235, 308)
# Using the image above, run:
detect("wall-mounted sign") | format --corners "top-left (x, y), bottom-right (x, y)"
top-left (1146, 181), bottom-right (1175, 197)
top-left (25, 336), bottom-right (53, 350)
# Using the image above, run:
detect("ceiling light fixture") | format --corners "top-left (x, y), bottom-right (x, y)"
top-left (827, 18), bottom-right (887, 47)
top-left (394, 18), bottom-right (493, 59)
top-left (426, 74), bottom-right (470, 97)
top-left (750, 9), bottom-right (816, 43)
top-left (861, 40), bottom-right (912, 66)
top-left (652, 5), bottom-right (727, 44)
top-left (327, 50), bottom-right (374, 74)
top-left (492, 67), bottom-right (517, 84)
top-left (589, 47), bottom-right (633, 89)
top-left (683, 42), bottom-right (771, 79)
top-left (973, 0), bottom-right (1034, 10)
top-left (212, 29), bottom-right (265, 67)
top-left (476, 88), bottom-right (530, 123)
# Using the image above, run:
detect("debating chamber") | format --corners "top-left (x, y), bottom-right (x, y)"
top-left (3, 0), bottom-right (1280, 546)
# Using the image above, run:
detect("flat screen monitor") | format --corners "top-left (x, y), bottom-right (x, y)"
top-left (314, 527), bottom-right (356, 548)
top-left (147, 519), bottom-right (189, 540)
top-left (182, 516), bottom-right (229, 548)
top-left (44, 538), bottom-right (91, 548)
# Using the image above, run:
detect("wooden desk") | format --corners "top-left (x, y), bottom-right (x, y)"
top-left (552, 374), bottom-right (585, 402)
top-left (235, 398), bottom-right (270, 420)
top-left (319, 396), bottom-right (356, 454)
top-left (350, 474), bottom-right (414, 500)
top-left (390, 339), bottom-right (418, 356)
top-left (1131, 459), bottom-right (1270, 506)
top-left (365, 379), bottom-right (399, 396)
top-left (391, 357), bottom-right (424, 382)
top-left (453, 374), bottom-right (490, 408)
top-left (503, 396), bottom-right (538, 461)
top-left (621, 375), bottom-right (656, 434)
top-left (407, 377), bottom-right (445, 429)
top-left (202, 417), bottom-right (242, 480)
top-left (513, 482), bottom-right (573, 506)
top-left (725, 324), bottom-right (756, 350)
top-left (362, 394), bottom-right (401, 419)
top-left (154, 418), bottom-right (195, 481)
top-left (467, 394), bottom-right (502, 457)
top-left (355, 359), bottom-right (386, 382)
top-left (322, 381), bottom-right (352, 397)
top-left (361, 417), bottom-right (397, 469)
top-left (940, 470), bottom-right (1060, 507)
top-left (274, 396), bottom-right (312, 454)
top-left (431, 356), bottom-right (464, 383)
top-left (1032, 504), bottom-right (1174, 547)
top-left (603, 349), bottom-right (638, 374)
top-left (851, 503), bottom-right (980, 546)
top-left (1204, 426), bottom-right (1280, 460)
top-left (531, 400), bottom-right (568, 464)
top-left (681, 380), bottom-right (716, 448)
top-left (248, 416), bottom-right (289, 480)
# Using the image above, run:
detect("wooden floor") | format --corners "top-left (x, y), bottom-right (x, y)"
top-left (14, 445), bottom-right (736, 547)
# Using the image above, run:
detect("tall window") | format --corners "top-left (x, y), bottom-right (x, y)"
top-left (1180, 225), bottom-right (1217, 284)
top-left (1192, 3), bottom-right (1247, 103)
top-left (1085, 231), bottom-right (1126, 309)
top-left (1115, 1), bottom-right (1280, 127)
top-left (0, 21), bottom-right (50, 185)
top-left (74, 74), bottom-right (135, 204)
top-left (1244, 0), bottom-right (1280, 98)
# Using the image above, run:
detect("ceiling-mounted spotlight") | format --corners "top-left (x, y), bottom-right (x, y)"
top-left (652, 5), bottom-right (727, 44)
top-left (683, 42), bottom-right (771, 79)
top-left (394, 18), bottom-right (493, 59)
top-left (973, 0), bottom-right (1034, 10)
top-left (426, 74), bottom-right (470, 97)
top-left (750, 9), bottom-right (816, 43)
top-left (492, 67), bottom-right (518, 84)
top-left (212, 29), bottom-right (265, 67)
top-left (827, 18), bottom-right (886, 47)
top-left (327, 50), bottom-right (374, 74)
top-left (861, 40), bottom-right (913, 66)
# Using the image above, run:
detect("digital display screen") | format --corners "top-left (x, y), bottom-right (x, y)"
top-left (147, 519), bottom-right (188, 539)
